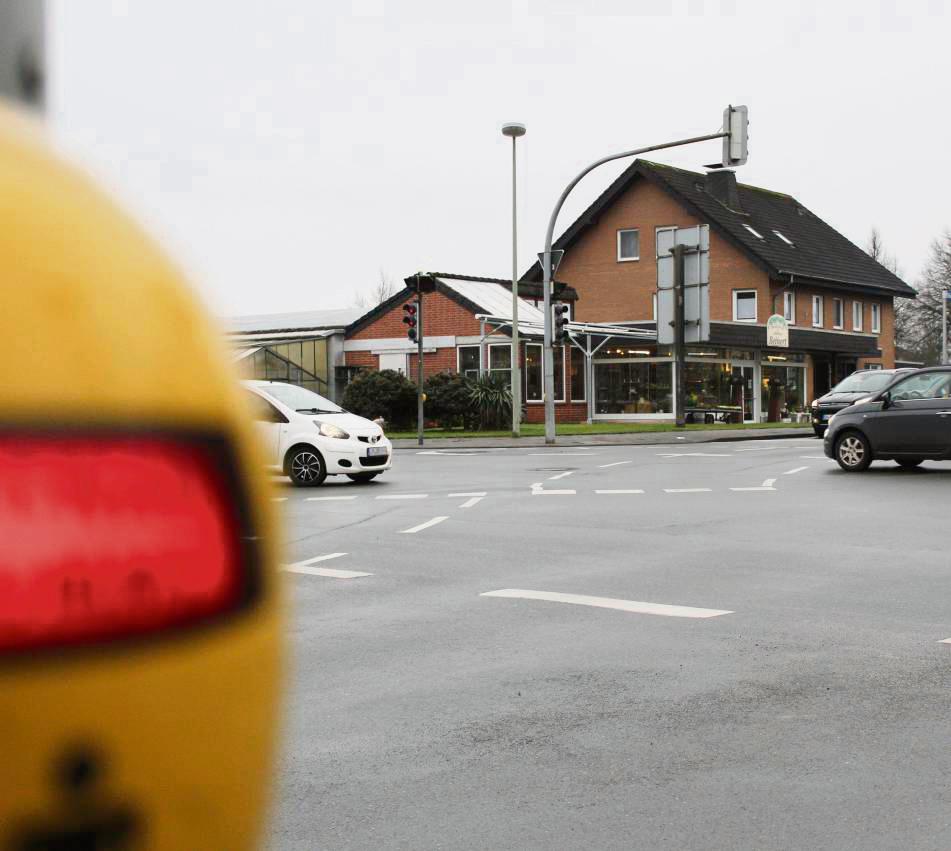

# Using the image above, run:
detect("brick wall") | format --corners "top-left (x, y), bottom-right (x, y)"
top-left (349, 289), bottom-right (481, 340)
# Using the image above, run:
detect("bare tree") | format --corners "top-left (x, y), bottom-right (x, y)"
top-left (902, 230), bottom-right (951, 364)
top-left (353, 269), bottom-right (399, 310)
top-left (866, 227), bottom-right (916, 353)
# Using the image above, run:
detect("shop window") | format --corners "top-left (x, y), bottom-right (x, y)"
top-left (761, 364), bottom-right (806, 420)
top-left (812, 295), bottom-right (824, 327)
top-left (617, 229), bottom-right (639, 261)
top-left (554, 347), bottom-right (565, 402)
top-left (832, 298), bottom-right (844, 329)
top-left (570, 346), bottom-right (586, 401)
top-left (595, 362), bottom-right (673, 415)
top-left (525, 344), bottom-right (542, 401)
top-left (487, 344), bottom-right (511, 387)
top-left (457, 345), bottom-right (481, 379)
top-left (733, 290), bottom-right (757, 322)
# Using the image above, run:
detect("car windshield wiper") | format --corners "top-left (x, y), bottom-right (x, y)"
top-left (296, 407), bottom-right (342, 414)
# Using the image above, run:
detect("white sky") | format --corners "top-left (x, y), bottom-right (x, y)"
top-left (49, 0), bottom-right (950, 318)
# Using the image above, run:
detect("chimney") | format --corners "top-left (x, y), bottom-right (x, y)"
top-left (705, 169), bottom-right (743, 213)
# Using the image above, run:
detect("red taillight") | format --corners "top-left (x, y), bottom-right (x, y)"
top-left (0, 433), bottom-right (255, 655)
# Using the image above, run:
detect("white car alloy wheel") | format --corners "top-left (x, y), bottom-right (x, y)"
top-left (836, 434), bottom-right (869, 471)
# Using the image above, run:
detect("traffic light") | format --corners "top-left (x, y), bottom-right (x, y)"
top-left (553, 302), bottom-right (569, 345)
top-left (403, 301), bottom-right (418, 342)
top-left (722, 104), bottom-right (749, 167)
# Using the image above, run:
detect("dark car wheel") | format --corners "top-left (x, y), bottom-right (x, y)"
top-left (835, 431), bottom-right (872, 472)
top-left (896, 458), bottom-right (924, 470)
top-left (287, 446), bottom-right (327, 487)
top-left (813, 425), bottom-right (826, 438)
top-left (347, 473), bottom-right (379, 483)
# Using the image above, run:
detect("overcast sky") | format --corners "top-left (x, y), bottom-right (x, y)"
top-left (49, 0), bottom-right (950, 318)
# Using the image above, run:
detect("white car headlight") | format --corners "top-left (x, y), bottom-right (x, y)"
top-left (315, 421), bottom-right (349, 439)
top-left (811, 398), bottom-right (819, 407)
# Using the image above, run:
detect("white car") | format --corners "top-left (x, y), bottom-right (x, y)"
top-left (242, 380), bottom-right (392, 486)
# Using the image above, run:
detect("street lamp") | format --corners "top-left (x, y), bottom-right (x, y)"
top-left (502, 121), bottom-right (526, 437)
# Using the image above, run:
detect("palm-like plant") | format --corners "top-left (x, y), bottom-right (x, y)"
top-left (468, 373), bottom-right (513, 430)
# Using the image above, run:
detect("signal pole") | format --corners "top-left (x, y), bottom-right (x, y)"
top-left (415, 274), bottom-right (424, 445)
top-left (672, 243), bottom-right (687, 428)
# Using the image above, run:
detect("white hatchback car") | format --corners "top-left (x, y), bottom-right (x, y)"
top-left (243, 380), bottom-right (393, 486)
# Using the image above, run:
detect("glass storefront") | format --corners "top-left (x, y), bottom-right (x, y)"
top-left (595, 362), bottom-right (673, 415)
top-left (761, 364), bottom-right (806, 420)
top-left (237, 339), bottom-right (331, 397)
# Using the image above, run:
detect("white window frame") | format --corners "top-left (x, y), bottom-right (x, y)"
top-left (783, 291), bottom-right (796, 324)
top-left (524, 342), bottom-right (543, 403)
top-left (733, 289), bottom-right (758, 323)
top-left (812, 295), bottom-right (824, 328)
top-left (487, 342), bottom-right (512, 375)
top-left (871, 303), bottom-right (881, 334)
top-left (852, 300), bottom-right (863, 331)
top-left (617, 228), bottom-right (640, 262)
top-left (456, 344), bottom-right (481, 379)
top-left (832, 298), bottom-right (844, 330)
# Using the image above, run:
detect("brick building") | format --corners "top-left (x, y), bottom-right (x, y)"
top-left (521, 160), bottom-right (916, 422)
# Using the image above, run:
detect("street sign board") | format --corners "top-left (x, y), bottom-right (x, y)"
top-left (766, 314), bottom-right (790, 348)
top-left (656, 225), bottom-right (710, 344)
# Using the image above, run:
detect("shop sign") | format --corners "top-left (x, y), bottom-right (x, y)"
top-left (766, 314), bottom-right (789, 348)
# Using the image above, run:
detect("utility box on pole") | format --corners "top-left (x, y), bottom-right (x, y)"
top-left (656, 225), bottom-right (710, 345)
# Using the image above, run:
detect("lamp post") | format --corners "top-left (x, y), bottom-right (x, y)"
top-left (502, 122), bottom-right (526, 437)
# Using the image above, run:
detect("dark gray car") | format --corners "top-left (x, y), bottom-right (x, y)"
top-left (823, 367), bottom-right (951, 471)
top-left (810, 368), bottom-right (913, 437)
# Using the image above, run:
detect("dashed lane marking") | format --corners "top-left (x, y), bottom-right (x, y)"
top-left (285, 552), bottom-right (347, 567)
top-left (657, 452), bottom-right (731, 458)
top-left (480, 589), bottom-right (733, 619)
top-left (783, 466), bottom-right (809, 475)
top-left (449, 491), bottom-right (487, 497)
top-left (598, 460), bottom-right (633, 468)
top-left (664, 488), bottom-right (713, 493)
top-left (399, 516), bottom-right (449, 534)
top-left (376, 493), bottom-right (429, 500)
top-left (732, 477), bottom-right (778, 492)
top-left (526, 452), bottom-right (597, 456)
top-left (595, 489), bottom-right (645, 494)
top-left (305, 495), bottom-right (359, 501)
top-left (284, 565), bottom-right (373, 579)
top-left (548, 471), bottom-right (574, 481)
top-left (940, 638), bottom-right (951, 644)
top-left (459, 496), bottom-right (483, 509)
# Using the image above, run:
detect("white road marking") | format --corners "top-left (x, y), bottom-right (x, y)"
top-left (657, 452), bottom-right (731, 458)
top-left (284, 565), bottom-right (373, 579)
top-left (533, 489), bottom-right (577, 495)
top-left (459, 496), bottom-right (483, 508)
top-left (598, 460), bottom-right (633, 468)
top-left (595, 489), bottom-right (645, 494)
top-left (548, 471), bottom-right (574, 481)
top-left (526, 452), bottom-right (596, 456)
top-left (800, 455), bottom-right (833, 460)
top-left (762, 478), bottom-right (777, 488)
top-left (939, 638), bottom-right (951, 644)
top-left (664, 488), bottom-right (713, 493)
top-left (733, 446), bottom-right (781, 452)
top-left (305, 495), bottom-right (359, 501)
top-left (729, 486), bottom-right (776, 492)
top-left (783, 466), bottom-right (809, 475)
top-left (376, 493), bottom-right (429, 500)
top-left (480, 589), bottom-right (732, 618)
top-left (285, 552), bottom-right (347, 567)
top-left (399, 515), bottom-right (449, 534)
top-left (449, 491), bottom-right (487, 497)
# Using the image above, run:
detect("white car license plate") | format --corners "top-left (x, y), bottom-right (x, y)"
top-left (367, 446), bottom-right (388, 457)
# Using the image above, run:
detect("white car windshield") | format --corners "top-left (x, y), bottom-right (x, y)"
top-left (830, 371), bottom-right (897, 394)
top-left (261, 383), bottom-right (344, 414)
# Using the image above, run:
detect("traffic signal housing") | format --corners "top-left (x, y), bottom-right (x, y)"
top-left (553, 302), bottom-right (570, 345)
top-left (402, 301), bottom-right (418, 342)
top-left (722, 104), bottom-right (749, 167)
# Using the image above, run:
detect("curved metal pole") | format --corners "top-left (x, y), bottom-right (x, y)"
top-left (541, 130), bottom-right (726, 444)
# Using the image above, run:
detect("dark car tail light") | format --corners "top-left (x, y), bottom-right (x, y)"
top-left (0, 433), bottom-right (258, 656)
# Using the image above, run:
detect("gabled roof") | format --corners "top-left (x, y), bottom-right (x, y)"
top-left (421, 271), bottom-right (578, 302)
top-left (346, 273), bottom-right (552, 336)
top-left (521, 160), bottom-right (916, 298)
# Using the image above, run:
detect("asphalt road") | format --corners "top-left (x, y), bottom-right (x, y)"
top-left (265, 436), bottom-right (951, 851)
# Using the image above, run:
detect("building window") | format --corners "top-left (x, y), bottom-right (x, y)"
top-left (554, 346), bottom-right (565, 401)
top-left (812, 295), bottom-right (824, 327)
top-left (617, 229), bottom-right (640, 261)
top-left (457, 345), bottom-right (481, 380)
top-left (783, 291), bottom-right (796, 324)
top-left (733, 290), bottom-right (757, 322)
top-left (852, 301), bottom-right (863, 331)
top-left (652, 292), bottom-right (657, 321)
top-left (487, 344), bottom-right (511, 386)
top-left (871, 303), bottom-right (881, 334)
top-left (832, 298), bottom-right (844, 329)
top-left (743, 224), bottom-right (764, 239)
top-left (525, 343), bottom-right (542, 401)
top-left (570, 346), bottom-right (585, 401)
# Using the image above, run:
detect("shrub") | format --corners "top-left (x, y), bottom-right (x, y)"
top-left (423, 371), bottom-right (477, 430)
top-left (342, 369), bottom-right (417, 429)
top-left (468, 372), bottom-right (513, 430)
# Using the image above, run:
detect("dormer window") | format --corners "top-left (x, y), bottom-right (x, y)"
top-left (742, 224), bottom-right (764, 239)
top-left (773, 230), bottom-right (794, 246)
